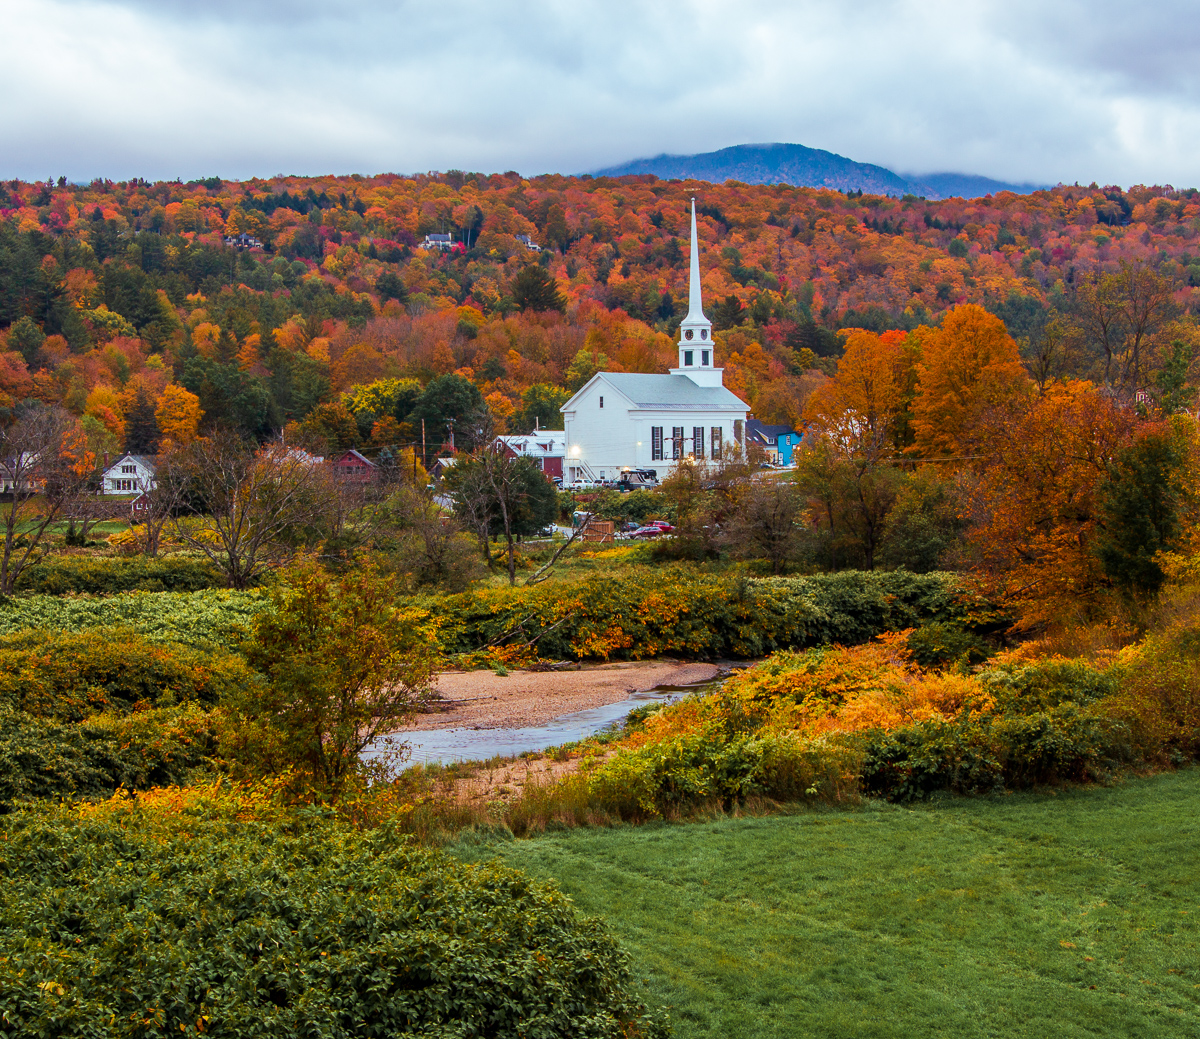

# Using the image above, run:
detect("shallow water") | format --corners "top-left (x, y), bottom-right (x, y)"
top-left (363, 678), bottom-right (723, 766)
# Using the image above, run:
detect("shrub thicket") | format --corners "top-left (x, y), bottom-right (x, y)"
top-left (858, 708), bottom-right (1133, 801)
top-left (0, 799), bottom-right (669, 1038)
top-left (0, 706), bottom-right (215, 806)
top-left (434, 567), bottom-right (984, 661)
top-left (0, 589), bottom-right (272, 649)
top-left (0, 628), bottom-right (254, 720)
top-left (14, 555), bottom-right (223, 594)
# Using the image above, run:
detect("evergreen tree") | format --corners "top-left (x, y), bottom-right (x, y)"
top-left (375, 271), bottom-right (408, 304)
top-left (1095, 431), bottom-right (1183, 602)
top-left (124, 388), bottom-right (161, 455)
top-left (512, 264), bottom-right (566, 313)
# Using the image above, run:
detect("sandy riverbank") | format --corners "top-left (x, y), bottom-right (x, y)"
top-left (404, 660), bottom-right (722, 731)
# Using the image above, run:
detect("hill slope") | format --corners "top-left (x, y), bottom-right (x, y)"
top-left (593, 142), bottom-right (1047, 200)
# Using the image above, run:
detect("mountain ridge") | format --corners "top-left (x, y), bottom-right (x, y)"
top-left (592, 142), bottom-right (1049, 201)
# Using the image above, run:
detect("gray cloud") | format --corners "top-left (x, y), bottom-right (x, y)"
top-left (2, 0), bottom-right (1198, 187)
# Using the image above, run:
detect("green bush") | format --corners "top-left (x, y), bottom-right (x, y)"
top-left (858, 708), bottom-right (1132, 801)
top-left (15, 555), bottom-right (223, 594)
top-left (0, 706), bottom-right (215, 807)
top-left (0, 805), bottom-right (669, 1038)
top-left (979, 659), bottom-right (1116, 715)
top-left (587, 732), bottom-right (860, 818)
top-left (433, 567), bottom-right (981, 661)
top-left (0, 589), bottom-right (272, 650)
top-left (0, 627), bottom-right (255, 720)
top-left (905, 621), bottom-right (991, 668)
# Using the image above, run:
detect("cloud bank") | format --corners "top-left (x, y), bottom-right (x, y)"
top-left (2, 0), bottom-right (1198, 187)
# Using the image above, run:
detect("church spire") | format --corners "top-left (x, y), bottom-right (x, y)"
top-left (677, 198), bottom-right (713, 370)
top-left (685, 198), bottom-right (707, 324)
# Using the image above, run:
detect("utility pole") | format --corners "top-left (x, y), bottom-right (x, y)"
top-left (421, 419), bottom-right (426, 468)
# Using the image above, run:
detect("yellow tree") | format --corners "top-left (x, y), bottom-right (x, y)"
top-left (910, 304), bottom-right (1030, 457)
top-left (155, 385), bottom-right (203, 447)
top-left (84, 384), bottom-right (125, 442)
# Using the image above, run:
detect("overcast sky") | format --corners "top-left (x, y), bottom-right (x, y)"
top-left (3, 0), bottom-right (1198, 188)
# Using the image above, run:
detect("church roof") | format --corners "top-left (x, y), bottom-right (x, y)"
top-left (592, 373), bottom-right (747, 411)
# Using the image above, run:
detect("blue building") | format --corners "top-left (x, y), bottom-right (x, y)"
top-left (745, 419), bottom-right (802, 466)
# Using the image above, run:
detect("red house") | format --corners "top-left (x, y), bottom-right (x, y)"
top-left (332, 448), bottom-right (376, 483)
top-left (494, 431), bottom-right (565, 483)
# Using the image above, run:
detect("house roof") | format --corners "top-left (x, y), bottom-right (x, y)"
top-left (746, 419), bottom-right (798, 441)
top-left (496, 432), bottom-right (566, 458)
top-left (335, 448), bottom-right (376, 467)
top-left (102, 453), bottom-right (157, 475)
top-left (564, 373), bottom-right (747, 413)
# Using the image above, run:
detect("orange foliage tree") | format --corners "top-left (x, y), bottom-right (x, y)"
top-left (910, 304), bottom-right (1030, 457)
top-left (155, 385), bottom-right (204, 446)
top-left (965, 380), bottom-right (1139, 623)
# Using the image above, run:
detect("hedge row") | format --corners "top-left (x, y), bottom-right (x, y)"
top-left (14, 554), bottom-right (223, 595)
top-left (433, 567), bottom-right (987, 661)
top-left (0, 706), bottom-right (215, 807)
top-left (0, 805), bottom-right (669, 1038)
top-left (0, 627), bottom-right (255, 720)
top-left (0, 589), bottom-right (272, 650)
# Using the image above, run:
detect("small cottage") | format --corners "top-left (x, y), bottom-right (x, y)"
top-left (745, 420), bottom-right (802, 466)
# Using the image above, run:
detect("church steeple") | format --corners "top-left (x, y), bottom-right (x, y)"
top-left (677, 198), bottom-right (713, 368)
top-left (671, 198), bottom-right (723, 387)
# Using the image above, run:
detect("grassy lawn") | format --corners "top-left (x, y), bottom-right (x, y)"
top-left (450, 769), bottom-right (1200, 1038)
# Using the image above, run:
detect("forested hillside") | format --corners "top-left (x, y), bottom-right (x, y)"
top-left (1, 171), bottom-right (1198, 456)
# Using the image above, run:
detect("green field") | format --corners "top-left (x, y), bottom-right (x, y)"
top-left (451, 770), bottom-right (1200, 1038)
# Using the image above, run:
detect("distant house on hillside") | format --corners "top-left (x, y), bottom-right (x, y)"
top-left (514, 234), bottom-right (541, 252)
top-left (101, 454), bottom-right (157, 495)
top-left (223, 232), bottom-right (263, 250)
top-left (332, 448), bottom-right (376, 483)
top-left (495, 431), bottom-right (566, 482)
top-left (745, 420), bottom-right (801, 466)
top-left (420, 233), bottom-right (455, 251)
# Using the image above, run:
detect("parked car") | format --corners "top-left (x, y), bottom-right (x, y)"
top-left (646, 520), bottom-right (675, 533)
top-left (628, 525), bottom-right (665, 539)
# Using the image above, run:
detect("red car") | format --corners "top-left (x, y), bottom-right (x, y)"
top-left (628, 525), bottom-right (665, 539)
top-left (647, 520), bottom-right (675, 532)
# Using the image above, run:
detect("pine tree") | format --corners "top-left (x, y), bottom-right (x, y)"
top-left (1095, 431), bottom-right (1183, 602)
top-left (512, 264), bottom-right (565, 313)
top-left (124, 388), bottom-right (161, 455)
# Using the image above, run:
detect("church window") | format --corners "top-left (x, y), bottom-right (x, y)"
top-left (651, 427), bottom-right (663, 460)
top-left (711, 426), bottom-right (722, 457)
top-left (672, 426), bottom-right (684, 460)
top-left (701, 350), bottom-right (709, 366)
top-left (734, 419), bottom-right (744, 443)
top-left (701, 329), bottom-right (708, 340)
top-left (693, 427), bottom-right (704, 458)
top-left (684, 350), bottom-right (693, 366)
top-left (599, 396), bottom-right (604, 408)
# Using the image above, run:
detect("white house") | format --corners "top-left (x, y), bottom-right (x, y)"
top-left (559, 200), bottom-right (748, 484)
top-left (419, 233), bottom-right (455, 250)
top-left (101, 454), bottom-right (157, 495)
top-left (495, 431), bottom-right (566, 482)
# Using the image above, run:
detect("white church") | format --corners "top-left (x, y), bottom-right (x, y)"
top-left (560, 200), bottom-right (749, 484)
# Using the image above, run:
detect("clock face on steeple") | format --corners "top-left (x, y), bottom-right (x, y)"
top-left (685, 329), bottom-right (694, 340)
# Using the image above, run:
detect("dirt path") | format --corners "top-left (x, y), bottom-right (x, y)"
top-left (405, 660), bottom-right (721, 731)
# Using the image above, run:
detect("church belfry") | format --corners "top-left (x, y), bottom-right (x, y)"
top-left (671, 198), bottom-right (724, 387)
